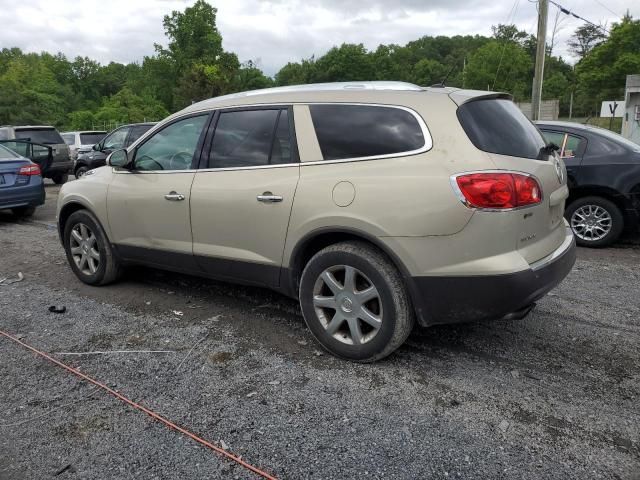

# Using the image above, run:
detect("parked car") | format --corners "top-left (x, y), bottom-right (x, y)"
top-left (73, 123), bottom-right (155, 178)
top-left (537, 121), bottom-right (640, 247)
top-left (57, 82), bottom-right (575, 361)
top-left (61, 131), bottom-right (107, 162)
top-left (0, 143), bottom-right (45, 217)
top-left (0, 126), bottom-right (71, 184)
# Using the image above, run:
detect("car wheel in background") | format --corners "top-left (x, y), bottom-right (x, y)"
top-left (299, 241), bottom-right (414, 362)
top-left (74, 166), bottom-right (89, 179)
top-left (566, 196), bottom-right (624, 248)
top-left (52, 173), bottom-right (69, 184)
top-left (63, 209), bottom-right (122, 285)
top-left (12, 206), bottom-right (36, 218)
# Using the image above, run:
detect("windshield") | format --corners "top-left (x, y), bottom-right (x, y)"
top-left (587, 126), bottom-right (640, 152)
top-left (0, 144), bottom-right (19, 160)
top-left (457, 98), bottom-right (547, 160)
top-left (80, 132), bottom-right (106, 145)
top-left (15, 128), bottom-right (64, 145)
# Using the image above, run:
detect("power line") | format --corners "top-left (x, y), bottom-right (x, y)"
top-left (591, 0), bottom-right (622, 20)
top-left (548, 0), bottom-right (610, 34)
top-left (492, 0), bottom-right (521, 90)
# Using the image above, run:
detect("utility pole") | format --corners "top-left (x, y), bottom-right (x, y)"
top-left (531, 0), bottom-right (548, 121)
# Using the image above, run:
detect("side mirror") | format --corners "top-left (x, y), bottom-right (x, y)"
top-left (106, 149), bottom-right (129, 168)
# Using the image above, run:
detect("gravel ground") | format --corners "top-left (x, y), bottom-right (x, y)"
top-left (0, 185), bottom-right (639, 479)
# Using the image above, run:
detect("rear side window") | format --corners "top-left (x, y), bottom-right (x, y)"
top-left (15, 128), bottom-right (64, 145)
top-left (310, 104), bottom-right (425, 161)
top-left (209, 109), bottom-right (291, 168)
top-left (457, 99), bottom-right (546, 160)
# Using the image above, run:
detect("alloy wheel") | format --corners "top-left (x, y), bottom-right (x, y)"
top-left (570, 204), bottom-right (612, 242)
top-left (312, 265), bottom-right (383, 345)
top-left (69, 223), bottom-right (101, 275)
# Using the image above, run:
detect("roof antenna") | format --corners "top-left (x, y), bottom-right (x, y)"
top-left (431, 64), bottom-right (455, 88)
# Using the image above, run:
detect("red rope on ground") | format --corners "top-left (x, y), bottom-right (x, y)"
top-left (0, 329), bottom-right (278, 480)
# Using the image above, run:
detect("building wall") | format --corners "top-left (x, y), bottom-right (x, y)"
top-left (517, 100), bottom-right (560, 121)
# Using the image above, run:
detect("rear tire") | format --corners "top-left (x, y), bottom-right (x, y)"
top-left (299, 241), bottom-right (414, 362)
top-left (566, 196), bottom-right (623, 248)
top-left (52, 173), bottom-right (68, 185)
top-left (12, 206), bottom-right (35, 218)
top-left (74, 166), bottom-right (89, 179)
top-left (63, 210), bottom-right (122, 285)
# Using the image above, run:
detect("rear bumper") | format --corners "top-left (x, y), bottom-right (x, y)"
top-left (0, 182), bottom-right (45, 210)
top-left (410, 227), bottom-right (576, 326)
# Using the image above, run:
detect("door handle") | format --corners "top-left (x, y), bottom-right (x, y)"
top-left (257, 192), bottom-right (283, 203)
top-left (164, 191), bottom-right (185, 201)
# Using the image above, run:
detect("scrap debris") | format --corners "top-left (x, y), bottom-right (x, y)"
top-left (0, 272), bottom-right (24, 286)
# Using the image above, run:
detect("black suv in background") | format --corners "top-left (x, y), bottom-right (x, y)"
top-left (74, 122), bottom-right (155, 178)
top-left (537, 121), bottom-right (640, 247)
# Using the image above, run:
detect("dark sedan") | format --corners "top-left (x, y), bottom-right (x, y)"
top-left (0, 144), bottom-right (45, 217)
top-left (537, 121), bottom-right (640, 247)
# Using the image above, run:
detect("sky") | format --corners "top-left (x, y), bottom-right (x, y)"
top-left (0, 0), bottom-right (638, 76)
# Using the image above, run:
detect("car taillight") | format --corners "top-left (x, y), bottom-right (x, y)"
top-left (454, 172), bottom-right (542, 209)
top-left (18, 164), bottom-right (41, 176)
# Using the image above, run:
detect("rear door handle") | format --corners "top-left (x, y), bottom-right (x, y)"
top-left (257, 192), bottom-right (283, 203)
top-left (164, 191), bottom-right (185, 201)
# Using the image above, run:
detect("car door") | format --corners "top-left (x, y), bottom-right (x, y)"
top-left (107, 113), bottom-right (211, 271)
top-left (190, 107), bottom-right (300, 287)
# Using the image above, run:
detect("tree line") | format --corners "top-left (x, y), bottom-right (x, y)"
top-left (0, 0), bottom-right (638, 130)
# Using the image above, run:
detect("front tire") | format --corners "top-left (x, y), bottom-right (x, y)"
top-left (566, 196), bottom-right (623, 248)
top-left (299, 241), bottom-right (414, 362)
top-left (63, 210), bottom-right (122, 285)
top-left (74, 166), bottom-right (89, 179)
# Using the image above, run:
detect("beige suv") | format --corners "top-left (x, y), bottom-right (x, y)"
top-left (56, 82), bottom-right (576, 362)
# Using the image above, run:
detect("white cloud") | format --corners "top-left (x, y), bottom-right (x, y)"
top-left (0, 0), bottom-right (637, 76)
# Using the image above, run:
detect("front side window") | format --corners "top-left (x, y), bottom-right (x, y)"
top-left (103, 128), bottom-right (129, 150)
top-left (309, 104), bottom-right (425, 161)
top-left (209, 109), bottom-right (291, 168)
top-left (134, 115), bottom-right (208, 171)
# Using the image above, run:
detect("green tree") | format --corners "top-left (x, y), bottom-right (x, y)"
top-left (465, 40), bottom-right (532, 99)
top-left (576, 16), bottom-right (640, 104)
top-left (568, 23), bottom-right (607, 58)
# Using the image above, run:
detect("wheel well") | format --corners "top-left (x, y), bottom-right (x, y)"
top-left (567, 187), bottom-right (631, 225)
top-left (289, 230), bottom-right (411, 294)
top-left (57, 202), bottom-right (87, 239)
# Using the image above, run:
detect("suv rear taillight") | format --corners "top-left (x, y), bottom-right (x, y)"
top-left (453, 172), bottom-right (542, 209)
top-left (18, 164), bottom-right (41, 176)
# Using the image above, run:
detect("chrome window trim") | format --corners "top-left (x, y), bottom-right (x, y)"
top-left (449, 170), bottom-right (544, 212)
top-left (119, 102), bottom-right (432, 173)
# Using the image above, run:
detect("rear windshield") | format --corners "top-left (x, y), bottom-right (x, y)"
top-left (80, 132), bottom-right (106, 145)
top-left (0, 144), bottom-right (18, 159)
top-left (15, 128), bottom-right (64, 145)
top-left (457, 99), bottom-right (546, 160)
